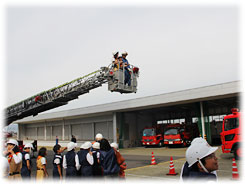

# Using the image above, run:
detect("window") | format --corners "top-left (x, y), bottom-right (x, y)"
top-left (143, 129), bottom-right (155, 136)
top-left (164, 128), bottom-right (178, 135)
top-left (224, 118), bottom-right (239, 131)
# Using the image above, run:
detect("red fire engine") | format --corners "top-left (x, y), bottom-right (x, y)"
top-left (220, 108), bottom-right (241, 159)
top-left (141, 125), bottom-right (164, 147)
top-left (164, 123), bottom-right (199, 147)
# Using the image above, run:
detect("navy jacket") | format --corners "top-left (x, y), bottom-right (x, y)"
top-left (100, 148), bottom-right (120, 176)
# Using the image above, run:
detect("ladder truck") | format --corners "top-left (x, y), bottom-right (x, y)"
top-left (5, 63), bottom-right (139, 125)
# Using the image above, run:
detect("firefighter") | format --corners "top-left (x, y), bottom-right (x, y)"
top-left (63, 142), bottom-right (79, 178)
top-left (52, 144), bottom-right (67, 179)
top-left (21, 143), bottom-right (33, 178)
top-left (121, 51), bottom-right (131, 86)
top-left (112, 51), bottom-right (119, 71)
top-left (92, 142), bottom-right (103, 176)
top-left (6, 139), bottom-right (22, 180)
top-left (36, 147), bottom-right (49, 180)
top-left (183, 137), bottom-right (218, 181)
top-left (77, 142), bottom-right (94, 177)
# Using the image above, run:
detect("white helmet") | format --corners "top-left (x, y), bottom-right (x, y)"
top-left (92, 142), bottom-right (100, 150)
top-left (110, 142), bottom-right (118, 150)
top-left (186, 140), bottom-right (218, 168)
top-left (24, 143), bottom-right (34, 150)
top-left (7, 139), bottom-right (18, 146)
top-left (67, 142), bottom-right (77, 151)
top-left (81, 141), bottom-right (92, 149)
top-left (95, 133), bottom-right (103, 140)
top-left (191, 137), bottom-right (208, 145)
top-left (122, 51), bottom-right (128, 56)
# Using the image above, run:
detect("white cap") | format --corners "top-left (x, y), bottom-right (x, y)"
top-left (95, 133), bottom-right (103, 140)
top-left (81, 142), bottom-right (92, 149)
top-left (186, 139), bottom-right (218, 167)
top-left (67, 142), bottom-right (77, 151)
top-left (7, 139), bottom-right (18, 146)
top-left (92, 142), bottom-right (100, 150)
top-left (110, 142), bottom-right (118, 150)
top-left (24, 143), bottom-right (33, 149)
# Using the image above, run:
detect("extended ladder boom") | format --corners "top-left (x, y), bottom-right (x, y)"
top-left (5, 65), bottom-right (139, 125)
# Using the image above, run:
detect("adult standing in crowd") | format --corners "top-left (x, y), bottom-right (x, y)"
top-left (100, 138), bottom-right (120, 177)
top-left (71, 135), bottom-right (77, 143)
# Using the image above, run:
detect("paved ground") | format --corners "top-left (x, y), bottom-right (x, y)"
top-left (28, 146), bottom-right (241, 182)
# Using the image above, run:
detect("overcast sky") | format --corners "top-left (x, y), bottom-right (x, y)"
top-left (5, 5), bottom-right (239, 114)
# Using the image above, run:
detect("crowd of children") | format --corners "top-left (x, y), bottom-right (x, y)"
top-left (3, 133), bottom-right (126, 180)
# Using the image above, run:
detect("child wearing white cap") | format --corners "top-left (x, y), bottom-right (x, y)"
top-left (6, 139), bottom-right (22, 179)
top-left (21, 143), bottom-right (33, 178)
top-left (63, 142), bottom-right (80, 178)
top-left (77, 142), bottom-right (94, 176)
top-left (92, 142), bottom-right (103, 176)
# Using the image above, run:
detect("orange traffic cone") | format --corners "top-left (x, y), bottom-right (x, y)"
top-left (232, 158), bottom-right (239, 179)
top-left (150, 152), bottom-right (157, 165)
top-left (167, 156), bottom-right (178, 175)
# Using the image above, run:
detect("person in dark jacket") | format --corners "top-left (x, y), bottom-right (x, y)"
top-left (182, 137), bottom-right (219, 181)
top-left (100, 138), bottom-right (120, 177)
top-left (63, 142), bottom-right (79, 178)
top-left (77, 142), bottom-right (94, 177)
top-left (21, 143), bottom-right (33, 178)
top-left (52, 144), bottom-right (67, 179)
top-left (71, 135), bottom-right (77, 143)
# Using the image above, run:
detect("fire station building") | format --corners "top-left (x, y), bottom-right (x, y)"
top-left (16, 81), bottom-right (241, 148)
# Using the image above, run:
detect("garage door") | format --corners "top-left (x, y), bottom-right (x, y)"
top-left (95, 122), bottom-right (113, 140)
top-left (72, 124), bottom-right (82, 140)
top-left (65, 125), bottom-right (69, 140)
top-left (52, 126), bottom-right (62, 140)
top-left (46, 126), bottom-right (51, 140)
top-left (26, 127), bottom-right (36, 140)
top-left (37, 127), bottom-right (44, 140)
top-left (81, 123), bottom-right (93, 140)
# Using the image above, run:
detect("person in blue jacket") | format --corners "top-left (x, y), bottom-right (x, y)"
top-left (181, 137), bottom-right (219, 181)
top-left (21, 143), bottom-right (33, 178)
top-left (100, 138), bottom-right (120, 177)
top-left (77, 142), bottom-right (94, 177)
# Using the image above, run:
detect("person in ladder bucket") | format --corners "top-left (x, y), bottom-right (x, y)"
top-left (112, 51), bottom-right (119, 71)
top-left (181, 137), bottom-right (219, 181)
top-left (92, 142), bottom-right (103, 177)
top-left (52, 144), bottom-right (67, 180)
top-left (122, 51), bottom-right (131, 86)
top-left (36, 147), bottom-right (49, 180)
top-left (5, 139), bottom-right (22, 180)
top-left (77, 142), bottom-right (94, 177)
top-left (21, 143), bottom-right (33, 178)
top-left (63, 142), bottom-right (79, 178)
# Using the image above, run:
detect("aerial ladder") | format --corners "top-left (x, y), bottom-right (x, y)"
top-left (5, 63), bottom-right (139, 125)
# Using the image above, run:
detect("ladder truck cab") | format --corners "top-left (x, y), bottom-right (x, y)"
top-left (220, 108), bottom-right (241, 159)
top-left (141, 125), bottom-right (164, 147)
top-left (164, 123), bottom-right (199, 147)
